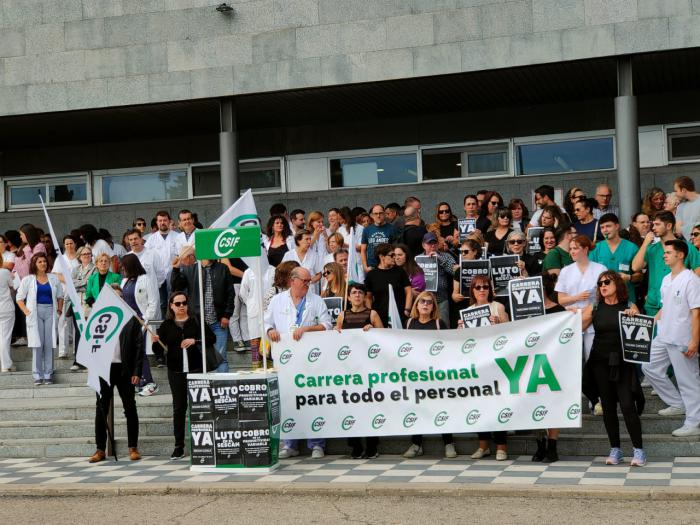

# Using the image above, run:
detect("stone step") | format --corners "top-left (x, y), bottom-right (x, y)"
top-left (0, 384), bottom-right (96, 399)
top-left (0, 417), bottom-right (172, 440)
top-left (572, 414), bottom-right (685, 435)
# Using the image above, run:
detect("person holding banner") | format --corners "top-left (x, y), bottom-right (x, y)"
top-left (16, 254), bottom-right (64, 385)
top-left (401, 291), bottom-right (457, 459)
top-left (463, 275), bottom-right (510, 461)
top-left (153, 291), bottom-right (216, 460)
top-left (265, 267), bottom-right (333, 459)
top-left (336, 283), bottom-right (383, 459)
top-left (581, 271), bottom-right (646, 466)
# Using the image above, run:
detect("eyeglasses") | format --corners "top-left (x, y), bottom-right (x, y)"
top-left (597, 279), bottom-right (612, 287)
top-left (386, 253), bottom-right (395, 258)
top-left (418, 299), bottom-right (434, 306)
top-left (80, 253), bottom-right (92, 257)
top-left (294, 277), bottom-right (312, 285)
top-left (322, 270), bottom-right (331, 277)
top-left (438, 209), bottom-right (450, 214)
top-left (135, 222), bottom-right (145, 226)
top-left (596, 194), bottom-right (612, 198)
top-left (508, 240), bottom-right (525, 245)
top-left (473, 285), bottom-right (490, 291)
top-left (460, 249), bottom-right (472, 254)
top-left (172, 301), bottom-right (188, 307)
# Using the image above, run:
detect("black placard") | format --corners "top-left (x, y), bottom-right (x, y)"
top-left (457, 218), bottom-right (477, 242)
top-left (188, 379), bottom-right (213, 422)
top-left (190, 421), bottom-right (215, 466)
top-left (214, 420), bottom-right (242, 466)
top-left (459, 259), bottom-right (491, 297)
top-left (415, 255), bottom-right (438, 292)
top-left (267, 376), bottom-right (281, 426)
top-left (619, 313), bottom-right (654, 364)
top-left (241, 421), bottom-right (272, 467)
top-left (508, 276), bottom-right (545, 320)
top-left (237, 379), bottom-right (269, 421)
top-left (460, 305), bottom-right (492, 327)
top-left (490, 255), bottom-right (520, 297)
top-left (527, 227), bottom-right (544, 254)
top-left (212, 380), bottom-right (239, 420)
top-left (323, 297), bottom-right (342, 326)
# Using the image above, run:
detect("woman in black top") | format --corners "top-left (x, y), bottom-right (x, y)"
top-left (402, 292), bottom-right (455, 459)
top-left (484, 207), bottom-right (513, 256)
top-left (153, 291), bottom-right (216, 460)
top-left (337, 283), bottom-right (384, 459)
top-left (581, 270), bottom-right (645, 467)
top-left (364, 244), bottom-right (412, 328)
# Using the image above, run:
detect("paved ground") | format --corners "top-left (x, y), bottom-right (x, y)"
top-left (2, 454), bottom-right (700, 487)
top-left (1, 493), bottom-right (699, 525)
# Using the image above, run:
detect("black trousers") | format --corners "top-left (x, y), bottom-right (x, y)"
top-left (478, 432), bottom-right (507, 446)
top-left (412, 434), bottom-right (453, 446)
top-left (95, 363), bottom-right (139, 451)
top-left (168, 369), bottom-right (188, 448)
top-left (348, 436), bottom-right (379, 451)
top-left (590, 359), bottom-right (643, 449)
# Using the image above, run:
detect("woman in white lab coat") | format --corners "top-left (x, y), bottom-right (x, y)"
top-left (0, 252), bottom-right (16, 372)
top-left (16, 253), bottom-right (64, 385)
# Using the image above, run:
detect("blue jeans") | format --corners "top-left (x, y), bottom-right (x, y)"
top-left (283, 439), bottom-right (326, 451)
top-left (208, 321), bottom-right (229, 373)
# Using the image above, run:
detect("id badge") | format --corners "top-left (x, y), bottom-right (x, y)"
top-left (290, 323), bottom-right (299, 333)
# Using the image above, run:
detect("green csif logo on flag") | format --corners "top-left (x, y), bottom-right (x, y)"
top-left (85, 306), bottom-right (124, 344)
top-left (194, 226), bottom-right (262, 260)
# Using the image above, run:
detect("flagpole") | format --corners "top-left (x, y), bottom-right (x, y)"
top-left (254, 257), bottom-right (268, 372)
top-left (197, 262), bottom-right (208, 374)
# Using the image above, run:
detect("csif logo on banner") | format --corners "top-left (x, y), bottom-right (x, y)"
top-left (279, 349), bottom-right (293, 365)
top-left (281, 418), bottom-right (296, 433)
top-left (368, 344), bottom-right (381, 359)
top-left (498, 408), bottom-right (513, 424)
top-left (85, 306), bottom-right (124, 352)
top-left (337, 346), bottom-right (351, 361)
top-left (434, 411), bottom-right (449, 427)
top-left (567, 403), bottom-right (581, 420)
top-left (559, 328), bottom-right (574, 344)
top-left (397, 342), bottom-right (413, 358)
top-left (525, 332), bottom-right (540, 348)
top-left (403, 412), bottom-right (418, 428)
top-left (307, 348), bottom-right (322, 363)
top-left (214, 228), bottom-right (241, 258)
top-left (372, 413), bottom-right (387, 429)
top-left (466, 409), bottom-right (481, 425)
top-left (311, 416), bottom-right (326, 432)
top-left (531, 405), bottom-right (548, 422)
top-left (341, 415), bottom-right (356, 431)
top-left (429, 341), bottom-right (445, 356)
top-left (493, 336), bottom-right (508, 351)
top-left (462, 338), bottom-right (477, 354)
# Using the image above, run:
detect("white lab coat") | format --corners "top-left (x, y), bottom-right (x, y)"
top-left (121, 275), bottom-right (160, 322)
top-left (239, 266), bottom-right (275, 339)
top-left (263, 290), bottom-right (333, 334)
top-left (145, 230), bottom-right (179, 281)
top-left (16, 274), bottom-right (63, 349)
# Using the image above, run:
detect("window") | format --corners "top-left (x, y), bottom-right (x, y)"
top-left (6, 174), bottom-right (89, 209)
top-left (668, 126), bottom-right (700, 162)
top-left (99, 167), bottom-right (188, 205)
top-left (192, 159), bottom-right (283, 197)
top-left (330, 153), bottom-right (417, 188)
top-left (515, 137), bottom-right (614, 176)
top-left (422, 143), bottom-right (509, 180)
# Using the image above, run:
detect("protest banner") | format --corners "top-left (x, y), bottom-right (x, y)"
top-left (490, 255), bottom-right (520, 296)
top-left (415, 255), bottom-right (438, 292)
top-left (272, 311), bottom-right (582, 439)
top-left (527, 227), bottom-right (544, 255)
top-left (457, 218), bottom-right (476, 242)
top-left (323, 297), bottom-right (343, 326)
top-left (509, 277), bottom-right (545, 320)
top-left (460, 305), bottom-right (492, 327)
top-left (619, 313), bottom-right (654, 364)
top-left (459, 259), bottom-right (490, 296)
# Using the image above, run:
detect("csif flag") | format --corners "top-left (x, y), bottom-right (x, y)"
top-left (387, 284), bottom-right (404, 329)
top-left (77, 286), bottom-right (135, 393)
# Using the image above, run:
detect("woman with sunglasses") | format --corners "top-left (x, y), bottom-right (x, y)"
top-left (153, 292), bottom-right (216, 460)
top-left (428, 202), bottom-right (457, 250)
top-left (451, 240), bottom-right (482, 324)
top-left (484, 207), bottom-right (513, 256)
top-left (463, 275), bottom-right (509, 460)
top-left (581, 271), bottom-right (645, 466)
top-left (321, 262), bottom-right (346, 299)
top-left (393, 244), bottom-right (425, 301)
top-left (401, 291), bottom-right (457, 459)
top-left (336, 283), bottom-right (383, 458)
top-left (691, 224), bottom-right (700, 250)
top-left (505, 230), bottom-right (539, 277)
top-left (564, 187), bottom-right (585, 222)
top-left (476, 191), bottom-right (503, 233)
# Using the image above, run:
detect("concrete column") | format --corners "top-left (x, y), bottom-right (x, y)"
top-left (614, 57), bottom-right (640, 224)
top-left (219, 98), bottom-right (239, 211)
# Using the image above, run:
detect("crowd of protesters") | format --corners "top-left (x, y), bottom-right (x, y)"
top-left (0, 176), bottom-right (698, 467)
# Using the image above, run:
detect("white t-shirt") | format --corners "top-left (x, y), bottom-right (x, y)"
top-left (677, 196), bottom-right (700, 241)
top-left (1, 250), bottom-right (16, 266)
top-left (281, 249), bottom-right (322, 295)
top-left (529, 205), bottom-right (568, 227)
top-left (555, 260), bottom-right (607, 333)
top-left (112, 243), bottom-right (128, 259)
top-left (657, 269), bottom-right (700, 347)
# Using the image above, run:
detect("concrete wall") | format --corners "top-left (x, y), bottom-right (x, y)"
top-left (2, 0), bottom-right (700, 116)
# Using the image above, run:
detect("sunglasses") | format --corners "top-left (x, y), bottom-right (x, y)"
top-left (489, 200), bottom-right (499, 205)
top-left (460, 249), bottom-right (472, 254)
top-left (508, 239), bottom-right (524, 245)
top-left (322, 270), bottom-right (331, 277)
top-left (418, 299), bottom-right (434, 306)
top-left (692, 232), bottom-right (700, 237)
top-left (597, 279), bottom-right (612, 287)
top-left (172, 300), bottom-right (188, 307)
top-left (135, 222), bottom-right (145, 226)
top-left (438, 209), bottom-right (451, 214)
top-left (473, 285), bottom-right (490, 291)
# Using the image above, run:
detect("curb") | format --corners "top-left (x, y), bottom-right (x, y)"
top-left (1, 482), bottom-right (698, 500)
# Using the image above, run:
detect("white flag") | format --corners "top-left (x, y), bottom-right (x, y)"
top-left (388, 284), bottom-right (404, 329)
top-left (77, 286), bottom-right (135, 393)
top-left (209, 188), bottom-right (269, 273)
top-left (346, 227), bottom-right (364, 284)
top-left (39, 197), bottom-right (84, 334)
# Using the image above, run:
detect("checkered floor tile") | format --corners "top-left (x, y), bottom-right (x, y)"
top-left (1, 455), bottom-right (698, 486)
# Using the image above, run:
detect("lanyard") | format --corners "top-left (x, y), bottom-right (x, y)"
top-left (294, 296), bottom-right (307, 326)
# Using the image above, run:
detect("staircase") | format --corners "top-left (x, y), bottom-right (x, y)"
top-left (2, 345), bottom-right (700, 458)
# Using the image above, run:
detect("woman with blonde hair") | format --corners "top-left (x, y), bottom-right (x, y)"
top-left (324, 232), bottom-right (345, 264)
top-left (641, 187), bottom-right (665, 218)
top-left (321, 262), bottom-right (346, 299)
top-left (307, 211), bottom-right (329, 260)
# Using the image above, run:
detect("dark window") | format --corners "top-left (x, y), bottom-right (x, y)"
top-left (516, 137), bottom-right (614, 175)
top-left (330, 154), bottom-right (417, 188)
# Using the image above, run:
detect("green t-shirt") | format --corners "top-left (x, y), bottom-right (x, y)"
top-left (644, 239), bottom-right (700, 311)
top-left (590, 238), bottom-right (639, 303)
top-left (542, 246), bottom-right (573, 272)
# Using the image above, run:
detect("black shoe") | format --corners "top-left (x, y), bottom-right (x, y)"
top-left (532, 438), bottom-right (547, 462)
top-left (171, 447), bottom-right (185, 460)
top-left (364, 446), bottom-right (378, 459)
top-left (542, 441), bottom-right (559, 464)
top-left (155, 357), bottom-right (166, 368)
top-left (350, 445), bottom-right (364, 459)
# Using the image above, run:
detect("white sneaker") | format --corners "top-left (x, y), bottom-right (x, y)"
top-left (470, 447), bottom-right (490, 459)
top-left (402, 444), bottom-right (423, 458)
top-left (12, 337), bottom-right (27, 347)
top-left (311, 446), bottom-right (325, 459)
top-left (138, 383), bottom-right (159, 397)
top-left (658, 406), bottom-right (685, 416)
top-left (650, 389), bottom-right (658, 396)
top-left (496, 450), bottom-right (508, 461)
top-left (672, 425), bottom-right (700, 437)
top-left (278, 447), bottom-right (299, 459)
top-left (640, 377), bottom-right (651, 388)
top-left (444, 443), bottom-right (457, 459)
top-left (594, 402), bottom-right (604, 416)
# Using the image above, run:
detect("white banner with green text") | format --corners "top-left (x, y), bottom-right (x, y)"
top-left (271, 311), bottom-right (582, 439)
